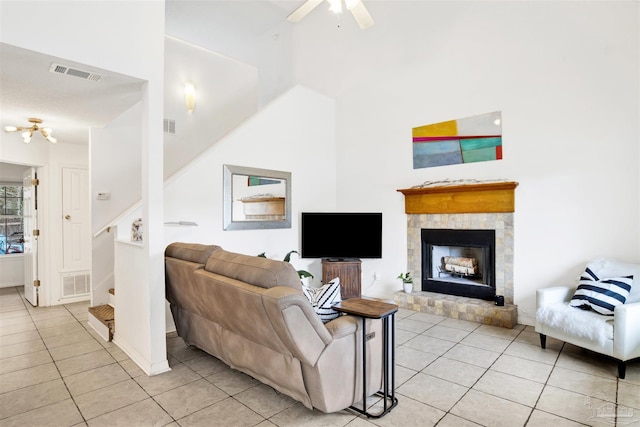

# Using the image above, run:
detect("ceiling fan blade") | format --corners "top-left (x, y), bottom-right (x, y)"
top-left (348, 0), bottom-right (374, 29)
top-left (287, 0), bottom-right (324, 23)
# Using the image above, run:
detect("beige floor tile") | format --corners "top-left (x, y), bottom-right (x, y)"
top-left (459, 331), bottom-right (512, 352)
top-left (154, 378), bottom-right (227, 419)
top-left (86, 398), bottom-right (173, 427)
top-left (515, 329), bottom-right (564, 350)
top-left (0, 309), bottom-right (30, 321)
top-left (0, 302), bottom-right (27, 314)
top-left (0, 329), bottom-right (40, 346)
top-left (0, 314), bottom-right (32, 327)
top-left (396, 318), bottom-right (434, 334)
top-left (234, 383), bottom-right (297, 418)
top-left (0, 378), bottom-right (70, 420)
top-left (618, 381), bottom-right (640, 411)
top-left (205, 366), bottom-right (259, 396)
top-left (503, 340), bottom-right (560, 365)
top-left (396, 344), bottom-right (438, 371)
top-left (0, 362), bottom-right (60, 394)
top-left (0, 398), bottom-right (83, 427)
top-left (526, 409), bottom-right (593, 427)
top-left (422, 324), bottom-right (472, 343)
top-left (435, 413), bottom-right (482, 426)
top-left (0, 321), bottom-right (36, 336)
top-left (443, 343), bottom-right (500, 369)
top-left (0, 349), bottom-right (52, 374)
top-left (450, 389), bottom-right (532, 427)
top-left (166, 343), bottom-right (206, 362)
top-left (177, 396), bottom-right (264, 427)
top-left (0, 337), bottom-right (46, 359)
top-left (49, 338), bottom-right (103, 361)
top-left (34, 314), bottom-right (78, 329)
top-left (403, 334), bottom-right (456, 357)
top-left (395, 365), bottom-right (418, 387)
top-left (30, 307), bottom-right (74, 321)
top-left (38, 321), bottom-right (86, 338)
top-left (547, 366), bottom-right (617, 402)
top-left (406, 312), bottom-right (446, 325)
top-left (473, 369), bottom-right (543, 407)
top-left (367, 395), bottom-right (445, 427)
top-left (622, 361), bottom-right (640, 385)
top-left (422, 357), bottom-right (486, 387)
top-left (438, 318), bottom-right (481, 332)
top-left (74, 378), bottom-right (148, 420)
top-left (395, 328), bottom-right (417, 346)
top-left (555, 346), bottom-right (619, 379)
top-left (42, 328), bottom-right (95, 349)
top-left (134, 362), bottom-right (200, 396)
top-left (182, 353), bottom-right (229, 376)
top-left (64, 301), bottom-right (90, 314)
top-left (491, 353), bottom-right (553, 383)
top-left (397, 372), bottom-right (468, 411)
top-left (536, 385), bottom-right (611, 427)
top-left (474, 324), bottom-right (521, 340)
top-left (270, 403), bottom-right (356, 427)
top-left (119, 358), bottom-right (146, 378)
top-left (64, 362), bottom-right (129, 396)
top-left (55, 348), bottom-right (117, 377)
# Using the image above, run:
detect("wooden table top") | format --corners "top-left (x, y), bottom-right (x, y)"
top-left (334, 298), bottom-right (398, 319)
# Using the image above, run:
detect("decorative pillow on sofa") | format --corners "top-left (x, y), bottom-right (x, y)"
top-left (569, 267), bottom-right (633, 315)
top-left (302, 278), bottom-right (341, 323)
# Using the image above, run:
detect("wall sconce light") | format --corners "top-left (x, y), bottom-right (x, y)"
top-left (185, 82), bottom-right (196, 113)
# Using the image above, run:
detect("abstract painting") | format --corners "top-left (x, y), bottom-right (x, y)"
top-left (413, 111), bottom-right (502, 169)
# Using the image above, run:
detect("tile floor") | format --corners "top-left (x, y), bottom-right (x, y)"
top-left (1, 286), bottom-right (639, 427)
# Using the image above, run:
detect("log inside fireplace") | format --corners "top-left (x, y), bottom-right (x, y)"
top-left (422, 229), bottom-right (496, 301)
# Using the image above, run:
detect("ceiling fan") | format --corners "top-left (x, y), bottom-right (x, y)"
top-left (287, 0), bottom-right (374, 30)
top-left (4, 117), bottom-right (57, 144)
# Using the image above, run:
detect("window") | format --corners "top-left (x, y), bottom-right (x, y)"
top-left (0, 184), bottom-right (24, 255)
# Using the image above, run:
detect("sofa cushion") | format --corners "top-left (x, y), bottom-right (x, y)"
top-left (302, 278), bottom-right (341, 323)
top-left (569, 267), bottom-right (633, 315)
top-left (582, 258), bottom-right (640, 304)
top-left (205, 249), bottom-right (302, 290)
top-left (165, 242), bottom-right (221, 264)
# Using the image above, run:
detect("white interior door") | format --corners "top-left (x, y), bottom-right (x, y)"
top-left (22, 168), bottom-right (38, 306)
top-left (62, 167), bottom-right (90, 271)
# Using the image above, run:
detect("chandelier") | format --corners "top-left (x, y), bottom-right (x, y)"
top-left (4, 118), bottom-right (57, 143)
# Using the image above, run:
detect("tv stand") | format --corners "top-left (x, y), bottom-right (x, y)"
top-left (322, 259), bottom-right (361, 299)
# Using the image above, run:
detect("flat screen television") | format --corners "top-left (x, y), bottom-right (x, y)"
top-left (301, 212), bottom-right (382, 259)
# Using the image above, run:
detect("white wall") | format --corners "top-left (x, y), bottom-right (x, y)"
top-left (164, 85), bottom-right (336, 280)
top-left (1, 0), bottom-right (169, 373)
top-left (291, 1), bottom-right (640, 323)
top-left (164, 36), bottom-right (258, 179)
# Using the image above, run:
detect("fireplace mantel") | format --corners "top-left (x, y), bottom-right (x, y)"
top-left (397, 181), bottom-right (518, 214)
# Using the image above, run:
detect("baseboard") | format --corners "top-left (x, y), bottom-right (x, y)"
top-left (112, 334), bottom-right (171, 376)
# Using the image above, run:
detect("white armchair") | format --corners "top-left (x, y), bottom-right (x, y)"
top-left (535, 258), bottom-right (640, 378)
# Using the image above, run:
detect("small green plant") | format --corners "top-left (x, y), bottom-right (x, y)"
top-left (397, 272), bottom-right (413, 284)
top-left (258, 250), bottom-right (314, 279)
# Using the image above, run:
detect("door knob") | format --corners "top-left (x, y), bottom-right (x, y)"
top-left (65, 215), bottom-right (71, 220)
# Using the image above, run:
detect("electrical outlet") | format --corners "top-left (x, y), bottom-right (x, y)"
top-left (97, 192), bottom-right (111, 200)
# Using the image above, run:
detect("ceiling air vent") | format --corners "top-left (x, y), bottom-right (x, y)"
top-left (49, 63), bottom-right (103, 82)
top-left (164, 119), bottom-right (176, 135)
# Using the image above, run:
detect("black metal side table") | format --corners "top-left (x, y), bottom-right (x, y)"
top-left (334, 298), bottom-right (398, 418)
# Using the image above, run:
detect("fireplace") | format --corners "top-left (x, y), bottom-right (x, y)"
top-left (422, 229), bottom-right (495, 300)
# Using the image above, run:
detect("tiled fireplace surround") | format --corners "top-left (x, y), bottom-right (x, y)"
top-left (394, 182), bottom-right (518, 328)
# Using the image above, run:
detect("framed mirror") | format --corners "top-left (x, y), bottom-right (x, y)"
top-left (223, 164), bottom-right (291, 230)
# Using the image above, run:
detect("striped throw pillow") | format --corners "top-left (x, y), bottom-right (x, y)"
top-left (569, 267), bottom-right (633, 315)
top-left (302, 278), bottom-right (341, 323)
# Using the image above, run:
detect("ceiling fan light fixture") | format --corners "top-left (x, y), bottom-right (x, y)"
top-left (328, 0), bottom-right (342, 14)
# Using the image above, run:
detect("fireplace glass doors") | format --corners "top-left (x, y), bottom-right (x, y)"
top-left (422, 229), bottom-right (496, 300)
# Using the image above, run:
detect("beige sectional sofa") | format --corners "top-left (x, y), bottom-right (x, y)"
top-left (164, 242), bottom-right (383, 413)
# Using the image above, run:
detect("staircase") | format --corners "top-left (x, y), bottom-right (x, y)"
top-left (87, 288), bottom-right (115, 341)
